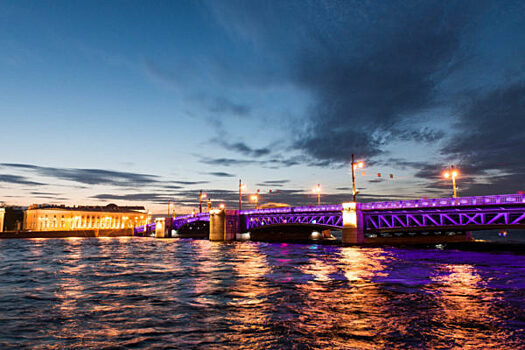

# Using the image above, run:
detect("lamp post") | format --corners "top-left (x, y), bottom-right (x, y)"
top-left (199, 190), bottom-right (207, 213)
top-left (312, 184), bottom-right (321, 206)
top-left (351, 153), bottom-right (365, 202)
top-left (239, 179), bottom-right (247, 211)
top-left (443, 166), bottom-right (459, 198)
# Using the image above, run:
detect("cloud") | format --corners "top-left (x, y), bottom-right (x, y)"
top-left (0, 163), bottom-right (159, 187)
top-left (92, 193), bottom-right (171, 202)
top-left (256, 179), bottom-right (290, 187)
top-left (212, 139), bottom-right (272, 158)
top-left (199, 157), bottom-right (259, 167)
top-left (206, 172), bottom-right (236, 178)
top-left (172, 180), bottom-right (210, 185)
top-left (290, 2), bottom-right (471, 164)
top-left (0, 174), bottom-right (43, 186)
top-left (30, 191), bottom-right (61, 196)
top-left (421, 81), bottom-right (525, 195)
top-left (205, 2), bottom-right (488, 168)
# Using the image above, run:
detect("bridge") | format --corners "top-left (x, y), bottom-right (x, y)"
top-left (135, 194), bottom-right (525, 245)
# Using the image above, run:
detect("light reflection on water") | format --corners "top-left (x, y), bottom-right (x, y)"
top-left (0, 237), bottom-right (523, 349)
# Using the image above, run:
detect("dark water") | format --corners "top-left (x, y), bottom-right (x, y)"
top-left (0, 238), bottom-right (524, 349)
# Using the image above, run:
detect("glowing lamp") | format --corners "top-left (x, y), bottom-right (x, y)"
top-left (443, 172), bottom-right (450, 179)
top-left (219, 204), bottom-right (225, 209)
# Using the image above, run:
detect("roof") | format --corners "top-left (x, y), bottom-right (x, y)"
top-left (27, 203), bottom-right (146, 213)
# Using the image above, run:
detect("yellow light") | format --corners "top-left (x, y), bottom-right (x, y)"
top-left (358, 162), bottom-right (364, 168)
top-left (452, 171), bottom-right (458, 178)
top-left (250, 195), bottom-right (258, 201)
top-left (219, 204), bottom-right (225, 209)
top-left (241, 184), bottom-right (247, 190)
top-left (201, 193), bottom-right (207, 199)
top-left (443, 172), bottom-right (450, 179)
top-left (342, 202), bottom-right (356, 210)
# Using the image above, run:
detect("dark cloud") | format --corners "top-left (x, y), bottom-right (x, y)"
top-left (159, 185), bottom-right (184, 190)
top-left (30, 191), bottom-right (61, 196)
top-left (368, 178), bottom-right (385, 184)
top-left (206, 2), bottom-right (493, 169)
top-left (212, 139), bottom-right (272, 158)
top-left (199, 155), bottom-right (323, 169)
top-left (206, 172), bottom-right (236, 178)
top-left (92, 193), bottom-right (172, 203)
top-left (172, 180), bottom-right (209, 185)
top-left (421, 81), bottom-right (525, 195)
top-left (0, 163), bottom-right (159, 186)
top-left (256, 179), bottom-right (290, 187)
top-left (292, 2), bottom-right (472, 164)
top-left (199, 157), bottom-right (259, 167)
top-left (257, 179), bottom-right (290, 185)
top-left (0, 174), bottom-right (43, 186)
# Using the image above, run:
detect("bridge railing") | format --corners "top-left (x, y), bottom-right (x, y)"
top-left (360, 194), bottom-right (525, 211)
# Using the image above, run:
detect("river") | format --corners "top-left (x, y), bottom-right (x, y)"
top-left (0, 237), bottom-right (523, 349)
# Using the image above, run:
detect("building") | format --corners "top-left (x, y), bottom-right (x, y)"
top-left (2, 207), bottom-right (25, 232)
top-left (0, 208), bottom-right (4, 232)
top-left (24, 204), bottom-right (150, 231)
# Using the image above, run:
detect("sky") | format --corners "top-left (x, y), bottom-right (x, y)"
top-left (0, 0), bottom-right (524, 214)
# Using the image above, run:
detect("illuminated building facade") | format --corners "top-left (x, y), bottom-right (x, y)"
top-left (24, 204), bottom-right (150, 231)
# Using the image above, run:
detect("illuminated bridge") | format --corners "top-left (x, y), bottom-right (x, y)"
top-left (135, 194), bottom-right (525, 245)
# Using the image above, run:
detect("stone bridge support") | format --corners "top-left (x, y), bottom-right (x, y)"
top-left (209, 209), bottom-right (239, 241)
top-left (155, 218), bottom-right (166, 238)
top-left (342, 202), bottom-right (364, 244)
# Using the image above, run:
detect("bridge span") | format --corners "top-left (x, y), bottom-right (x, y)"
top-left (135, 194), bottom-right (525, 245)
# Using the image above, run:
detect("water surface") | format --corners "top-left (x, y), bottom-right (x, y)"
top-left (0, 237), bottom-right (523, 349)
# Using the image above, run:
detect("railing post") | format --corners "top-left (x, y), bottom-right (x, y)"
top-left (341, 202), bottom-right (364, 244)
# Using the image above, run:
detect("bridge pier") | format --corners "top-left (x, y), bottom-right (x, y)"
top-left (155, 218), bottom-right (166, 238)
top-left (209, 209), bottom-right (239, 241)
top-left (341, 202), bottom-right (364, 244)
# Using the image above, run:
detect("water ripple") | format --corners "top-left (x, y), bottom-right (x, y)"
top-left (0, 237), bottom-right (523, 349)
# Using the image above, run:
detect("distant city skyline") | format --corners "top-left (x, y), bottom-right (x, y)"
top-left (1, 1), bottom-right (524, 213)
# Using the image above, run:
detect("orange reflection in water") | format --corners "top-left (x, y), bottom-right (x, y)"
top-left (428, 263), bottom-right (517, 349)
top-left (291, 247), bottom-right (393, 349)
top-left (223, 242), bottom-right (273, 347)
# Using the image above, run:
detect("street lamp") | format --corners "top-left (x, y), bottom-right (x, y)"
top-left (312, 184), bottom-right (321, 206)
top-left (443, 166), bottom-right (459, 198)
top-left (250, 194), bottom-right (259, 209)
top-left (167, 201), bottom-right (173, 217)
top-left (239, 179), bottom-right (247, 211)
top-left (199, 190), bottom-right (207, 213)
top-left (351, 153), bottom-right (365, 202)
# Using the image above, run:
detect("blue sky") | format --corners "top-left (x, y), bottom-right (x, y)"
top-left (1, 1), bottom-right (524, 213)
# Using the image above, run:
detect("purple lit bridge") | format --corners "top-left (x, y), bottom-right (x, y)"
top-left (136, 194), bottom-right (525, 244)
